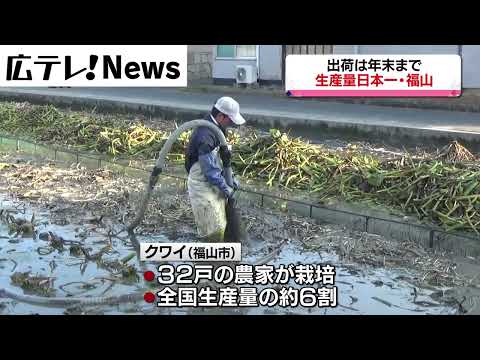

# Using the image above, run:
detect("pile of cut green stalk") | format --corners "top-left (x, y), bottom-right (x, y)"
top-left (234, 130), bottom-right (480, 233)
top-left (0, 103), bottom-right (198, 162)
top-left (1, 102), bottom-right (480, 234)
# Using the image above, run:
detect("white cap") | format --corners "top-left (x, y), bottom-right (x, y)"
top-left (214, 96), bottom-right (246, 125)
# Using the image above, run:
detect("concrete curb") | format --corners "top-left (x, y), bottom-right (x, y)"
top-left (1, 131), bottom-right (479, 259)
top-left (239, 192), bottom-right (480, 259)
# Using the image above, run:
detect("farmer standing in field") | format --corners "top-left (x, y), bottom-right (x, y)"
top-left (185, 97), bottom-right (245, 242)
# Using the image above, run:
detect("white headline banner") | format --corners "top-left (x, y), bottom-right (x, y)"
top-left (0, 45), bottom-right (187, 87)
top-left (286, 54), bottom-right (462, 97)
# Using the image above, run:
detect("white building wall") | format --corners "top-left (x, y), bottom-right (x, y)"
top-left (258, 45), bottom-right (282, 81)
top-left (461, 45), bottom-right (480, 88)
top-left (211, 45), bottom-right (480, 87)
top-left (213, 45), bottom-right (282, 82)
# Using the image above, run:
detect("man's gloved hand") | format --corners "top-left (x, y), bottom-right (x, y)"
top-left (219, 145), bottom-right (232, 168)
top-left (232, 176), bottom-right (240, 190)
top-left (225, 185), bottom-right (237, 202)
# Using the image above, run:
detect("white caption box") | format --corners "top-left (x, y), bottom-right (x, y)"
top-left (0, 45), bottom-right (187, 87)
top-left (286, 54), bottom-right (462, 97)
top-left (140, 242), bottom-right (241, 262)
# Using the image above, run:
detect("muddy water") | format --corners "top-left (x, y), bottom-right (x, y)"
top-left (156, 243), bottom-right (455, 315)
top-left (248, 244), bottom-right (454, 315)
top-left (0, 193), bottom-right (151, 315)
top-left (0, 191), bottom-right (456, 315)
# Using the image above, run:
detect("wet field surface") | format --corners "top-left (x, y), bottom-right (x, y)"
top-left (0, 190), bottom-right (457, 315)
top-left (1, 148), bottom-right (476, 315)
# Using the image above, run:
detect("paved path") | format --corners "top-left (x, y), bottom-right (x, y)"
top-left (1, 87), bottom-right (480, 140)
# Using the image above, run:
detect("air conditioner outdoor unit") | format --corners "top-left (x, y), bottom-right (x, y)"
top-left (235, 65), bottom-right (258, 84)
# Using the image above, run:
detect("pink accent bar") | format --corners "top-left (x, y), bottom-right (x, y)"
top-left (287, 90), bottom-right (462, 97)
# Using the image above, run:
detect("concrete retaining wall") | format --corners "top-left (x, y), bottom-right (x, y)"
top-left (188, 47), bottom-right (213, 80)
top-left (2, 90), bottom-right (480, 153)
top-left (3, 132), bottom-right (480, 259)
top-left (239, 110), bottom-right (480, 152)
top-left (238, 191), bottom-right (480, 258)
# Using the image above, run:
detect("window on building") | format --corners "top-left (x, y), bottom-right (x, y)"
top-left (217, 45), bottom-right (235, 58)
top-left (216, 45), bottom-right (256, 58)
